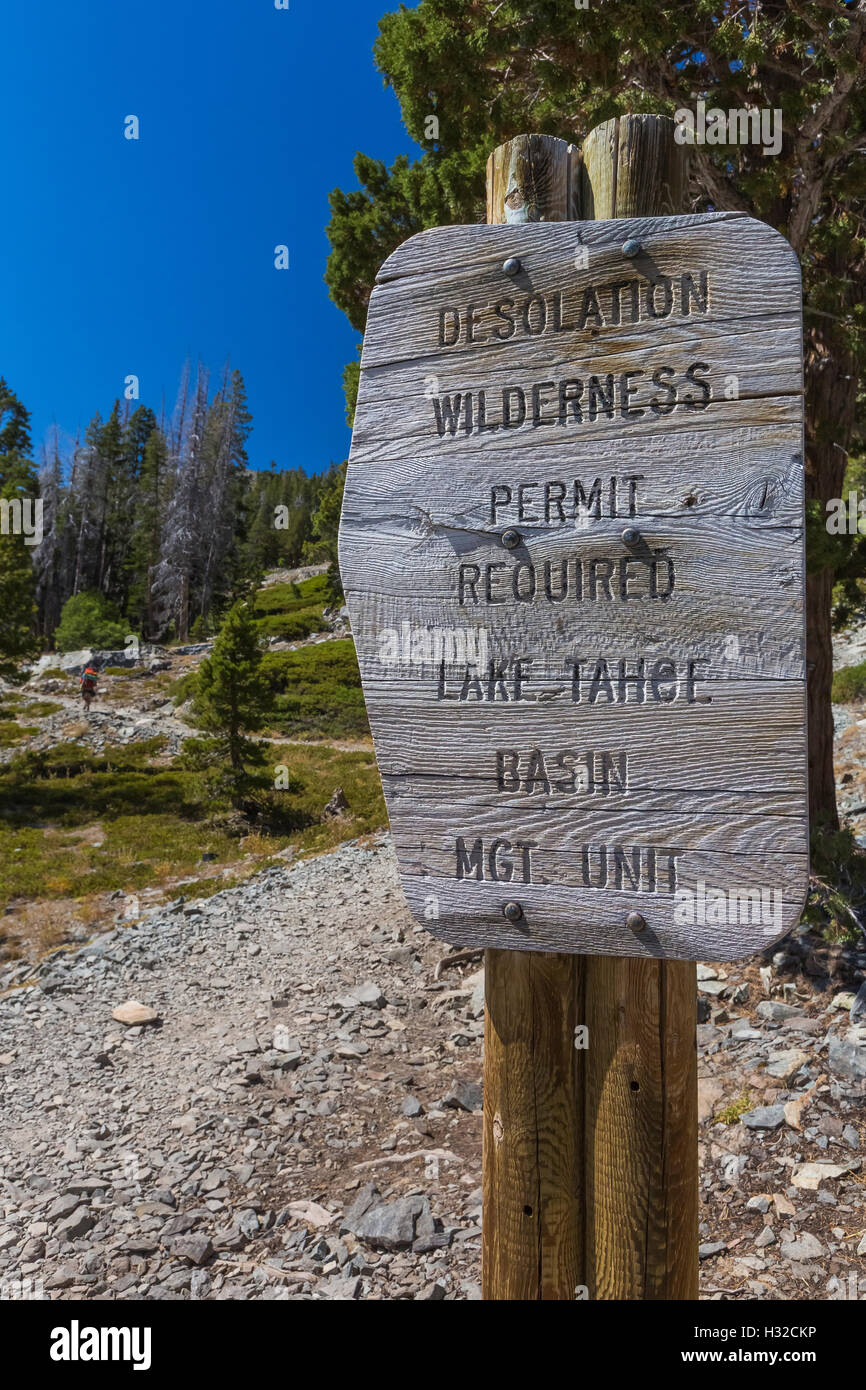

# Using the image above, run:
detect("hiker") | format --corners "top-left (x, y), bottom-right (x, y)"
top-left (80, 665), bottom-right (98, 712)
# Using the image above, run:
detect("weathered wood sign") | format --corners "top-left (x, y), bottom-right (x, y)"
top-left (339, 213), bottom-right (808, 960)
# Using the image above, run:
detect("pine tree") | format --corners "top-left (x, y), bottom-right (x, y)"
top-left (244, 466), bottom-right (278, 577)
top-left (33, 431), bottom-right (65, 639)
top-left (69, 411), bottom-right (110, 597)
top-left (128, 424), bottom-right (167, 637)
top-left (242, 463), bottom-right (322, 576)
top-left (196, 367), bottom-right (252, 626)
top-left (17, 361), bottom-right (321, 651)
top-left (0, 379), bottom-right (39, 678)
top-left (54, 590), bottom-right (128, 652)
top-left (0, 376), bottom-right (34, 475)
top-left (109, 404), bottom-right (157, 615)
top-left (325, 153), bottom-right (466, 342)
top-left (96, 401), bottom-right (132, 607)
top-left (325, 0), bottom-right (866, 826)
top-left (0, 528), bottom-right (39, 679)
top-left (192, 600), bottom-right (271, 804)
top-left (155, 366), bottom-right (210, 641)
top-left (304, 462), bottom-right (346, 595)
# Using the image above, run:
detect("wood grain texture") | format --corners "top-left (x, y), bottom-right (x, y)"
top-left (339, 211), bottom-right (808, 958)
top-left (359, 216), bottom-right (800, 374)
top-left (396, 848), bottom-right (808, 960)
top-left (486, 134), bottom-right (581, 225)
top-left (344, 419), bottom-right (803, 518)
top-left (583, 954), bottom-right (698, 1298)
top-left (483, 948), bottom-right (585, 1299)
top-left (339, 530), bottom-right (806, 687)
top-left (483, 946), bottom-right (697, 1299)
top-left (348, 354), bottom-right (804, 463)
top-left (392, 795), bottom-right (808, 858)
top-left (580, 114), bottom-right (688, 220)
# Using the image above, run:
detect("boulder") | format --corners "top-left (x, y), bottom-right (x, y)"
top-left (443, 1079), bottom-right (483, 1112)
top-left (741, 1104), bottom-right (786, 1130)
top-left (323, 787), bottom-right (349, 819)
top-left (111, 999), bottom-right (160, 1027)
top-left (829, 1026), bottom-right (866, 1082)
top-left (350, 1196), bottom-right (433, 1252)
top-left (780, 1232), bottom-right (824, 1261)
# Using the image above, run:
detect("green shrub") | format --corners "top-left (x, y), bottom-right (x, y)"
top-left (254, 574), bottom-right (330, 616)
top-left (718, 1093), bottom-right (753, 1125)
top-left (254, 606), bottom-right (328, 641)
top-left (177, 637), bottom-right (367, 741)
top-left (0, 736), bottom-right (384, 911)
top-left (176, 736), bottom-right (227, 771)
top-left (249, 574), bottom-right (333, 641)
top-left (54, 591), bottom-right (130, 652)
top-left (0, 720), bottom-right (37, 747)
top-left (260, 746), bottom-right (385, 850)
top-left (805, 820), bottom-right (866, 943)
top-left (260, 639), bottom-right (368, 739)
top-left (168, 670), bottom-right (200, 706)
top-left (254, 581), bottom-right (301, 615)
top-left (832, 661), bottom-right (866, 703)
top-left (0, 699), bottom-right (63, 718)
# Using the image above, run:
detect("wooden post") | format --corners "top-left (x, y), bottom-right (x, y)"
top-left (482, 119), bottom-right (699, 1302)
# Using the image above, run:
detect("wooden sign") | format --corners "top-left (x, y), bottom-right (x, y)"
top-left (339, 213), bottom-right (808, 960)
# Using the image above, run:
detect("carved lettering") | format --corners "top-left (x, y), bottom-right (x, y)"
top-left (434, 274), bottom-right (709, 351)
top-left (432, 366), bottom-right (712, 436)
top-left (458, 551), bottom-right (674, 606)
top-left (496, 749), bottom-right (629, 797)
top-left (571, 657), bottom-right (709, 705)
top-left (455, 837), bottom-right (536, 883)
top-left (580, 845), bottom-right (679, 893)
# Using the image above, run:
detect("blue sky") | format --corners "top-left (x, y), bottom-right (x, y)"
top-left (0, 0), bottom-right (421, 474)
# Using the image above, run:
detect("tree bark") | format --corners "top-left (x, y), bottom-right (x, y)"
top-left (804, 311), bottom-right (857, 829)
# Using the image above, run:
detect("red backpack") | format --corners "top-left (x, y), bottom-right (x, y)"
top-left (81, 669), bottom-right (98, 693)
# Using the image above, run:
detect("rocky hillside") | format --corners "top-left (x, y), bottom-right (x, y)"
top-left (0, 834), bottom-right (864, 1301)
top-left (0, 840), bottom-right (486, 1301)
top-left (0, 569), bottom-right (378, 962)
